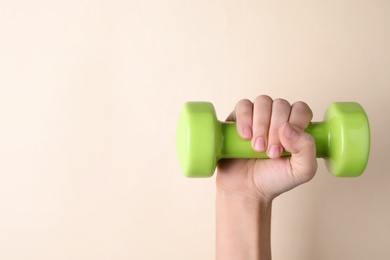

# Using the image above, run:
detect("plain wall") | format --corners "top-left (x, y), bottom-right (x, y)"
top-left (0, 1), bottom-right (389, 259)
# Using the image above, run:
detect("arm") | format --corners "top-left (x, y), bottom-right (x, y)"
top-left (216, 190), bottom-right (272, 260)
top-left (216, 96), bottom-right (317, 260)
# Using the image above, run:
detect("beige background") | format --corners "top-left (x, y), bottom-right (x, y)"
top-left (0, 0), bottom-right (389, 259)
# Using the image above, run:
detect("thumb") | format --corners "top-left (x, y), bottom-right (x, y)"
top-left (279, 122), bottom-right (318, 183)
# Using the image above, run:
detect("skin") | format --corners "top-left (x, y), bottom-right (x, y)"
top-left (216, 95), bottom-right (318, 260)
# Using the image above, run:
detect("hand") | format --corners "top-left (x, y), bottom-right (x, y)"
top-left (217, 95), bottom-right (318, 201)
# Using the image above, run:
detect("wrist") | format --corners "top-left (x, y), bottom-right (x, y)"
top-left (216, 189), bottom-right (273, 260)
top-left (216, 187), bottom-right (274, 207)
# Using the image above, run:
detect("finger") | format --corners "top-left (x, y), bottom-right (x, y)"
top-left (288, 101), bottom-right (313, 130)
top-left (228, 99), bottom-right (253, 139)
top-left (252, 95), bottom-right (273, 152)
top-left (279, 122), bottom-right (317, 183)
top-left (267, 99), bottom-right (291, 158)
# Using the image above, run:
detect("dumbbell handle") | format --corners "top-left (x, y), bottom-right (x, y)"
top-left (219, 121), bottom-right (328, 159)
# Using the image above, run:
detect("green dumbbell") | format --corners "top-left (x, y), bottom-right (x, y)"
top-left (175, 102), bottom-right (370, 178)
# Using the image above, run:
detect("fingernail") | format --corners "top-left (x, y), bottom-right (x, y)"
top-left (284, 123), bottom-right (297, 139)
top-left (243, 126), bottom-right (252, 139)
top-left (254, 137), bottom-right (265, 152)
top-left (268, 145), bottom-right (282, 158)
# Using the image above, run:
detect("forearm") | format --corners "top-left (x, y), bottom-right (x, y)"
top-left (216, 190), bottom-right (272, 260)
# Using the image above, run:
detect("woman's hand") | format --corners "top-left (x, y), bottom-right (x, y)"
top-left (217, 95), bottom-right (318, 201)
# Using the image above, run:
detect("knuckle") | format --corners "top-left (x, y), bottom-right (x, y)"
top-left (301, 132), bottom-right (315, 149)
top-left (254, 95), bottom-right (272, 104)
top-left (236, 98), bottom-right (252, 107)
top-left (304, 132), bottom-right (315, 143)
top-left (273, 98), bottom-right (290, 107)
top-left (293, 101), bottom-right (313, 117)
top-left (235, 99), bottom-right (252, 115)
top-left (235, 99), bottom-right (253, 118)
